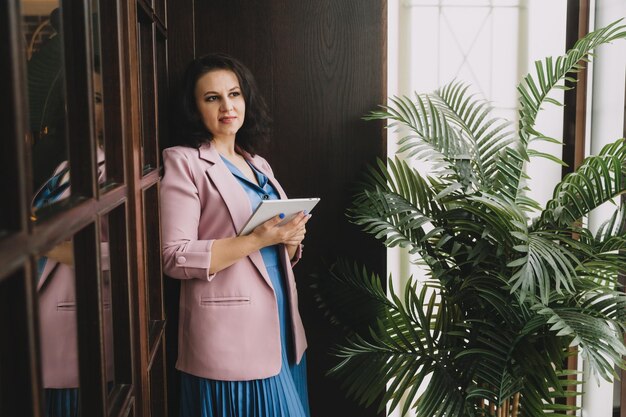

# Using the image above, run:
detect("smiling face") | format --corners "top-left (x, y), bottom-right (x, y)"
top-left (194, 69), bottom-right (246, 142)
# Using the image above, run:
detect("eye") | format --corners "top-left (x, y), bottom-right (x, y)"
top-left (205, 95), bottom-right (218, 102)
top-left (230, 91), bottom-right (241, 98)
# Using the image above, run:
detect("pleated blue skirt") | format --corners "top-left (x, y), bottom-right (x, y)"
top-left (179, 263), bottom-right (311, 417)
top-left (44, 388), bottom-right (79, 417)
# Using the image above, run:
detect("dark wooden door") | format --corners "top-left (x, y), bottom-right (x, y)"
top-left (0, 0), bottom-right (168, 416)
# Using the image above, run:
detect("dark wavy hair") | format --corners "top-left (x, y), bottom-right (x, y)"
top-left (177, 53), bottom-right (271, 154)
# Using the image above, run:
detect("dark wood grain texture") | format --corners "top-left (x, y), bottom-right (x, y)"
top-left (0, 0), bottom-right (29, 238)
top-left (0, 269), bottom-right (42, 417)
top-left (163, 1), bottom-right (194, 415)
top-left (99, 0), bottom-right (126, 185)
top-left (562, 0), bottom-right (589, 176)
top-left (562, 2), bottom-right (589, 413)
top-left (62, 0), bottom-right (98, 199)
top-left (74, 223), bottom-right (107, 417)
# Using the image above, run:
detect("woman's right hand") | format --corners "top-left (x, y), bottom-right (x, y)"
top-left (251, 211), bottom-right (310, 248)
top-left (205, 212), bottom-right (311, 276)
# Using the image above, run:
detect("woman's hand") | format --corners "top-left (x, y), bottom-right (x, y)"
top-left (251, 211), bottom-right (311, 247)
top-left (207, 212), bottom-right (311, 275)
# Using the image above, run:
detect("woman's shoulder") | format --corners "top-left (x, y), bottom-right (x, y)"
top-left (163, 145), bottom-right (197, 157)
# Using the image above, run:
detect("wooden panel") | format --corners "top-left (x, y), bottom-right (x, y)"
top-left (562, 1), bottom-right (589, 411)
top-left (148, 340), bottom-right (167, 417)
top-left (0, 268), bottom-right (42, 417)
top-left (138, 7), bottom-right (158, 173)
top-left (61, 0), bottom-right (98, 198)
top-left (143, 184), bottom-right (164, 349)
top-left (74, 222), bottom-right (107, 417)
top-left (163, 2), bottom-right (193, 414)
top-left (107, 203), bottom-right (134, 385)
top-left (0, 0), bottom-right (29, 238)
top-left (191, 1), bottom-right (387, 415)
top-left (99, 0), bottom-right (126, 185)
top-left (562, 0), bottom-right (589, 175)
top-left (156, 32), bottom-right (170, 153)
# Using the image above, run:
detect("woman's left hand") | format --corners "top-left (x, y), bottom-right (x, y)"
top-left (284, 212), bottom-right (310, 260)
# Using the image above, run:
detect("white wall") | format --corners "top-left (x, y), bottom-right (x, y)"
top-left (582, 1), bottom-right (626, 416)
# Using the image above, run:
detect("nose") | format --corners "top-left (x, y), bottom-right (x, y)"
top-left (220, 97), bottom-right (234, 112)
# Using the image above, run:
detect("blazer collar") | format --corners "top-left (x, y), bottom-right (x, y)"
top-left (198, 142), bottom-right (278, 289)
top-left (198, 142), bottom-right (287, 198)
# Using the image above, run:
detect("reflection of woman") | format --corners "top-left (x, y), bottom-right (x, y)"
top-left (33, 73), bottom-right (113, 417)
top-left (160, 54), bottom-right (311, 417)
top-left (34, 152), bottom-right (113, 417)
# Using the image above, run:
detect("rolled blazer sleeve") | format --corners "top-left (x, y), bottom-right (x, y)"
top-left (160, 148), bottom-right (216, 281)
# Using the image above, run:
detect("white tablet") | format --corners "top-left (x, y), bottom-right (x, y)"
top-left (238, 198), bottom-right (320, 236)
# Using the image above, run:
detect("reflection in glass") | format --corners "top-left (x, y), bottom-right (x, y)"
top-left (100, 213), bottom-right (115, 393)
top-left (36, 239), bottom-right (81, 417)
top-left (24, 2), bottom-right (79, 413)
top-left (91, 0), bottom-right (108, 188)
top-left (25, 3), bottom-right (70, 215)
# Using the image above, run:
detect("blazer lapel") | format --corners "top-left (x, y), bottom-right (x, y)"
top-left (245, 154), bottom-right (288, 200)
top-left (198, 143), bottom-right (274, 289)
top-left (199, 144), bottom-right (251, 233)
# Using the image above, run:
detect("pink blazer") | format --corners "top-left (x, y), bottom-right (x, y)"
top-left (37, 151), bottom-right (114, 388)
top-left (160, 142), bottom-right (307, 381)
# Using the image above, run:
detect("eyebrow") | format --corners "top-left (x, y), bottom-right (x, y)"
top-left (203, 86), bottom-right (241, 96)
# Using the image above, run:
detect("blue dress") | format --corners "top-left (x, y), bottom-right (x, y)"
top-left (179, 156), bottom-right (311, 417)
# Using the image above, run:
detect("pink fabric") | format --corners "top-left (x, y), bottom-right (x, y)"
top-left (37, 151), bottom-right (114, 388)
top-left (160, 142), bottom-right (307, 381)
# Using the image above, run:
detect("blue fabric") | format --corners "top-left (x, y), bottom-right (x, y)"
top-left (33, 167), bottom-right (70, 281)
top-left (179, 156), bottom-right (310, 417)
top-left (44, 388), bottom-right (80, 417)
top-left (220, 156), bottom-right (282, 268)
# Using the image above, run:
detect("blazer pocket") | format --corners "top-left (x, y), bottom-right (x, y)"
top-left (200, 296), bottom-right (251, 307)
top-left (57, 301), bottom-right (76, 311)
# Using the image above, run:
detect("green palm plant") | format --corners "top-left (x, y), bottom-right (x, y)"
top-left (313, 19), bottom-right (626, 417)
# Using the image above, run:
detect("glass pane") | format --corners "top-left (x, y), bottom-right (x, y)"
top-left (91, 0), bottom-right (107, 188)
top-left (36, 238), bottom-right (81, 416)
top-left (24, 2), bottom-right (70, 221)
top-left (138, 10), bottom-right (157, 172)
top-left (143, 185), bottom-right (163, 347)
top-left (100, 213), bottom-right (115, 394)
top-left (156, 32), bottom-right (169, 152)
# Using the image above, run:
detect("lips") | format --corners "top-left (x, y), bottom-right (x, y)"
top-left (219, 116), bottom-right (237, 123)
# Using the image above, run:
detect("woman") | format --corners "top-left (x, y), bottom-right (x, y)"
top-left (160, 53), bottom-right (311, 417)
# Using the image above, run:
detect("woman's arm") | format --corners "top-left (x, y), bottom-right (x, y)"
top-left (209, 212), bottom-right (308, 274)
top-left (161, 148), bottom-right (310, 280)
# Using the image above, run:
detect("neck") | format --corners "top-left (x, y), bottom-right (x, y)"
top-left (211, 136), bottom-right (237, 157)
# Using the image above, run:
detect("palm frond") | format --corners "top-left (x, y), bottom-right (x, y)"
top-left (433, 81), bottom-right (518, 192)
top-left (541, 138), bottom-right (626, 227)
top-left (534, 305), bottom-right (626, 381)
top-left (366, 94), bottom-right (474, 181)
top-left (512, 20), bottom-right (626, 205)
top-left (518, 20), bottom-right (626, 143)
top-left (310, 259), bottom-right (392, 334)
top-left (329, 277), bottom-right (459, 416)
